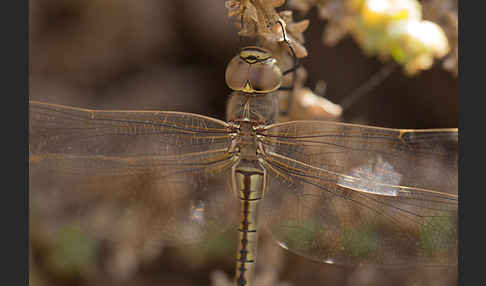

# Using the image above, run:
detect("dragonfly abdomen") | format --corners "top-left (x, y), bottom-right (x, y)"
top-left (233, 165), bottom-right (265, 286)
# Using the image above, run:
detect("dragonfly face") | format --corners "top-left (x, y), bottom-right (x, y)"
top-left (225, 46), bottom-right (283, 94)
top-left (29, 47), bottom-right (458, 286)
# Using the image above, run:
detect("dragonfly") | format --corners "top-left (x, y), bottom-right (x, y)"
top-left (29, 45), bottom-right (458, 286)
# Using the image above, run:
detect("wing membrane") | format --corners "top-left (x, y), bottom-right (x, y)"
top-left (30, 101), bottom-right (239, 248)
top-left (259, 121), bottom-right (458, 265)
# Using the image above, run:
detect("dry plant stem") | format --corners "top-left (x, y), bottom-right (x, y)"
top-left (339, 63), bottom-right (398, 110)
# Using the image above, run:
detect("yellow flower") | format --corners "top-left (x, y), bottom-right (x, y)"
top-left (361, 0), bottom-right (421, 26)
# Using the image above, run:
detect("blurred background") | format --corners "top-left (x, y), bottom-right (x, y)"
top-left (29, 0), bottom-right (458, 285)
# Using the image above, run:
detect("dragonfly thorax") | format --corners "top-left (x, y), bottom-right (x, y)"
top-left (225, 46), bottom-right (282, 94)
top-left (231, 121), bottom-right (262, 161)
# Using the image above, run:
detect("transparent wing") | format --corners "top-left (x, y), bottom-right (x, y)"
top-left (258, 120), bottom-right (457, 266)
top-left (30, 101), bottom-right (239, 248)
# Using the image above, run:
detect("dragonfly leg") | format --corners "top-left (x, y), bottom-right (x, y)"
top-left (277, 19), bottom-right (300, 116)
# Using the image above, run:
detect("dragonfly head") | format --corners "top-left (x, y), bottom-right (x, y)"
top-left (225, 46), bottom-right (282, 94)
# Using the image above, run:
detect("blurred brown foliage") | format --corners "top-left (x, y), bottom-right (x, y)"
top-left (29, 1), bottom-right (458, 286)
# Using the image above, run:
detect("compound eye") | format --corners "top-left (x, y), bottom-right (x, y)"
top-left (225, 56), bottom-right (250, 91)
top-left (248, 60), bottom-right (282, 93)
top-left (225, 47), bottom-right (282, 93)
